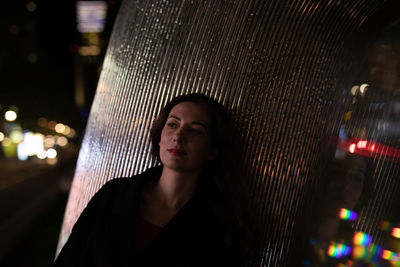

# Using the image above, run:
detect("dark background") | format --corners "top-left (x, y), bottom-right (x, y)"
top-left (1, 0), bottom-right (122, 131)
top-left (0, 1), bottom-right (121, 266)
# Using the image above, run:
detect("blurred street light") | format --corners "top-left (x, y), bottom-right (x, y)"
top-left (5, 111), bottom-right (17, 121)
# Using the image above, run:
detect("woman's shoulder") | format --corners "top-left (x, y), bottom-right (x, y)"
top-left (89, 166), bottom-right (162, 204)
top-left (101, 166), bottom-right (162, 189)
top-left (72, 166), bottom-right (162, 221)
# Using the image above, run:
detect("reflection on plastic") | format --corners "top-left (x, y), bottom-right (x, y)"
top-left (333, 137), bottom-right (400, 162)
top-left (339, 208), bottom-right (357, 221)
top-left (349, 143), bottom-right (356, 153)
top-left (382, 249), bottom-right (399, 263)
top-left (353, 232), bottom-right (372, 246)
top-left (352, 243), bottom-right (382, 262)
top-left (380, 220), bottom-right (393, 231)
top-left (327, 242), bottom-right (351, 258)
top-left (392, 228), bottom-right (400, 239)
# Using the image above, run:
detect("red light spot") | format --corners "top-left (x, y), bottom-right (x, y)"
top-left (370, 144), bottom-right (375, 151)
top-left (357, 140), bottom-right (367, 149)
top-left (349, 143), bottom-right (356, 153)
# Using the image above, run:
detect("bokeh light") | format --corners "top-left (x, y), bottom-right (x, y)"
top-left (382, 249), bottom-right (395, 260)
top-left (56, 136), bottom-right (68, 147)
top-left (37, 117), bottom-right (48, 127)
top-left (353, 243), bottom-right (382, 263)
top-left (5, 110), bottom-right (17, 121)
top-left (353, 232), bottom-right (372, 246)
top-left (44, 135), bottom-right (55, 148)
top-left (10, 130), bottom-right (23, 143)
top-left (380, 220), bottom-right (393, 231)
top-left (352, 245), bottom-right (367, 260)
top-left (349, 143), bottom-right (356, 153)
top-left (48, 121), bottom-right (57, 130)
top-left (0, 132), bottom-right (4, 142)
top-left (392, 228), bottom-right (400, 239)
top-left (46, 148), bottom-right (57, 159)
top-left (23, 132), bottom-right (44, 156)
top-left (2, 137), bottom-right (12, 147)
top-left (357, 140), bottom-right (367, 149)
top-left (366, 243), bottom-right (382, 263)
top-left (26, 1), bottom-right (37, 12)
top-left (55, 123), bottom-right (66, 133)
top-left (36, 149), bottom-right (47, 159)
top-left (63, 125), bottom-right (71, 135)
top-left (66, 128), bottom-right (76, 138)
top-left (339, 208), bottom-right (357, 221)
top-left (350, 85), bottom-right (359, 95)
top-left (327, 242), bottom-right (351, 258)
top-left (17, 142), bottom-right (28, 160)
top-left (2, 137), bottom-right (16, 158)
top-left (359, 83), bottom-right (369, 95)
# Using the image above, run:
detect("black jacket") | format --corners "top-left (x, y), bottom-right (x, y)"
top-left (54, 167), bottom-right (238, 267)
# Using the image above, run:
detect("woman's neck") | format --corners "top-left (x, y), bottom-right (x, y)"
top-left (155, 167), bottom-right (200, 210)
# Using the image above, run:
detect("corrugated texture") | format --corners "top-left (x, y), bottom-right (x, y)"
top-left (350, 87), bottom-right (400, 244)
top-left (57, 0), bottom-right (397, 265)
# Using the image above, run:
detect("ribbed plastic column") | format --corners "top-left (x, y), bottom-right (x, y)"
top-left (57, 0), bottom-right (394, 265)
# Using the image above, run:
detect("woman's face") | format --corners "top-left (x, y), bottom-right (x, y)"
top-left (158, 101), bottom-right (215, 175)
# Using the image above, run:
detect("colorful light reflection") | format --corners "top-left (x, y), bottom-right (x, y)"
top-left (331, 137), bottom-right (400, 162)
top-left (392, 228), bottom-right (400, 239)
top-left (380, 220), bottom-right (393, 231)
top-left (339, 208), bottom-right (357, 221)
top-left (367, 243), bottom-right (382, 262)
top-left (352, 243), bottom-right (382, 263)
top-left (382, 249), bottom-right (396, 260)
top-left (327, 242), bottom-right (351, 258)
top-left (353, 232), bottom-right (372, 246)
top-left (353, 245), bottom-right (367, 260)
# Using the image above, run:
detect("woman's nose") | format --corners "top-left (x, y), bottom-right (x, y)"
top-left (173, 128), bottom-right (185, 143)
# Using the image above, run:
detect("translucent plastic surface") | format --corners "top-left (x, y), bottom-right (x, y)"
top-left (57, 1), bottom-right (399, 265)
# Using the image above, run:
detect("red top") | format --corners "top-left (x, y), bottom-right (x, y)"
top-left (135, 217), bottom-right (163, 252)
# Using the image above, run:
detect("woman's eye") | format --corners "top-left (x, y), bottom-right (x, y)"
top-left (190, 128), bottom-right (203, 135)
top-left (167, 122), bottom-right (177, 128)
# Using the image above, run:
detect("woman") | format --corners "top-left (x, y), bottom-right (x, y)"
top-left (54, 93), bottom-right (256, 266)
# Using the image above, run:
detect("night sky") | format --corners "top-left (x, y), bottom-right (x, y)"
top-left (1, 0), bottom-right (120, 135)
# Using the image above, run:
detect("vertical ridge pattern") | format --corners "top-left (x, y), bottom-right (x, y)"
top-left (57, 0), bottom-right (397, 265)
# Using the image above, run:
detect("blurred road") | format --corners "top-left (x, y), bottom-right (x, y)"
top-left (0, 145), bottom-right (78, 267)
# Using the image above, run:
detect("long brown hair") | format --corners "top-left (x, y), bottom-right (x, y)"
top-left (150, 93), bottom-right (261, 263)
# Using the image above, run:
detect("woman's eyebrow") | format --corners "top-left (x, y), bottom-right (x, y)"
top-left (168, 115), bottom-right (180, 121)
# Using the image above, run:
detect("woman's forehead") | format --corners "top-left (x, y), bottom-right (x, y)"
top-left (168, 102), bottom-right (211, 124)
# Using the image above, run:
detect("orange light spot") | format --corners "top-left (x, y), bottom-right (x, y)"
top-left (382, 249), bottom-right (392, 260)
top-left (392, 228), bottom-right (400, 239)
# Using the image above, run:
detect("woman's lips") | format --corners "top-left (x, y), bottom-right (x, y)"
top-left (167, 148), bottom-right (187, 156)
